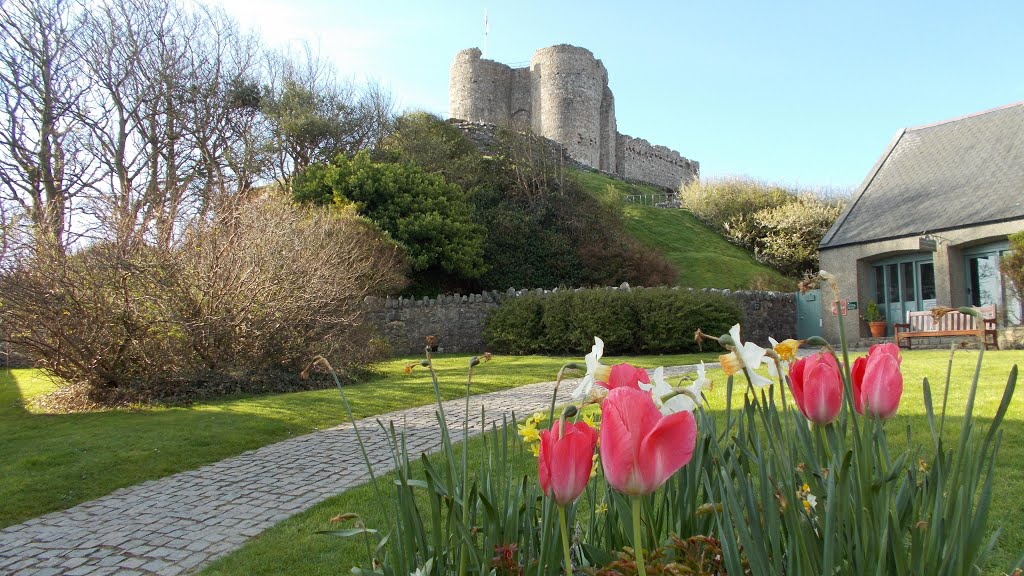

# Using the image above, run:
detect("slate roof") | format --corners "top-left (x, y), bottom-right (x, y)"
top-left (820, 102), bottom-right (1024, 249)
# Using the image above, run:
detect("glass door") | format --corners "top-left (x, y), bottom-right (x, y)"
top-left (873, 256), bottom-right (936, 335)
top-left (967, 254), bottom-right (1001, 307)
top-left (965, 248), bottom-right (1022, 326)
top-left (919, 261), bottom-right (937, 309)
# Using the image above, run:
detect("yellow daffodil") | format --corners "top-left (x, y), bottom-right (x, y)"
top-left (767, 336), bottom-right (799, 381)
top-left (773, 338), bottom-right (800, 362)
top-left (517, 418), bottom-right (540, 443)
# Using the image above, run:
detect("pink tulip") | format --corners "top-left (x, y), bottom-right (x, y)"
top-left (600, 363), bottom-right (650, 392)
top-left (851, 343), bottom-right (903, 419)
top-left (538, 420), bottom-right (598, 506)
top-left (599, 386), bottom-right (697, 495)
top-left (788, 352), bottom-right (843, 425)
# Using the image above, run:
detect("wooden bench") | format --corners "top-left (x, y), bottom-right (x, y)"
top-left (894, 305), bottom-right (999, 350)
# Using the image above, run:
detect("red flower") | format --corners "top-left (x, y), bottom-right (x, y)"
top-left (538, 420), bottom-right (598, 506)
top-left (601, 363), bottom-right (650, 392)
top-left (788, 352), bottom-right (843, 425)
top-left (599, 386), bottom-right (697, 495)
top-left (852, 343), bottom-right (903, 419)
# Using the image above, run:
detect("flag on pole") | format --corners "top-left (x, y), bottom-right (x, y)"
top-left (483, 9), bottom-right (489, 58)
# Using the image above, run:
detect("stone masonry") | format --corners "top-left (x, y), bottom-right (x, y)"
top-left (449, 45), bottom-right (699, 190)
top-left (364, 286), bottom-right (797, 356)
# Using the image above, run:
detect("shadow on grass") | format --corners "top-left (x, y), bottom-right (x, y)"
top-left (0, 369), bottom-right (293, 528)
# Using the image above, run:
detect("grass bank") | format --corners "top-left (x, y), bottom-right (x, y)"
top-left (572, 171), bottom-right (794, 290)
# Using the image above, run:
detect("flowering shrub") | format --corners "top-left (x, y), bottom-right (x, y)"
top-left (319, 273), bottom-right (1019, 575)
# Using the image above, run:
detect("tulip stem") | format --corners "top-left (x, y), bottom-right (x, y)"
top-left (558, 505), bottom-right (572, 574)
top-left (631, 496), bottom-right (647, 576)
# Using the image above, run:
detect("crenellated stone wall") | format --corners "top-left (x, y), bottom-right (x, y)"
top-left (619, 135), bottom-right (701, 190)
top-left (449, 44), bottom-right (699, 190)
top-left (363, 287), bottom-right (796, 356)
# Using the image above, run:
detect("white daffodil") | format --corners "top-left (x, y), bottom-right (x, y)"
top-left (640, 366), bottom-right (707, 415)
top-left (570, 337), bottom-right (612, 402)
top-left (767, 337), bottom-right (786, 379)
top-left (410, 558), bottom-right (433, 576)
top-left (694, 360), bottom-right (712, 390)
top-left (719, 324), bottom-right (773, 388)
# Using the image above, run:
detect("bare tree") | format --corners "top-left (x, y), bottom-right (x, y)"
top-left (262, 45), bottom-right (395, 186)
top-left (73, 0), bottom-right (261, 249)
top-left (0, 0), bottom-right (92, 251)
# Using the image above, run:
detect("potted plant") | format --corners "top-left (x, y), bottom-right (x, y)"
top-left (864, 300), bottom-right (886, 337)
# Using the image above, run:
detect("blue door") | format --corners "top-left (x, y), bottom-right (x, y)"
top-left (796, 289), bottom-right (822, 339)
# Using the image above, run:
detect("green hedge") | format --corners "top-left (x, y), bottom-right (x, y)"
top-left (482, 288), bottom-right (741, 355)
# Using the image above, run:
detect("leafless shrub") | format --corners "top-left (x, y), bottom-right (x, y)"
top-left (0, 194), bottom-right (407, 403)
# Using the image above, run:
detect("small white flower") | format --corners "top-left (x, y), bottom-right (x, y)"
top-left (804, 493), bottom-right (817, 511)
top-left (571, 337), bottom-right (611, 402)
top-left (719, 324), bottom-right (773, 388)
top-left (640, 366), bottom-right (706, 415)
top-left (411, 558), bottom-right (433, 576)
top-left (694, 360), bottom-right (712, 390)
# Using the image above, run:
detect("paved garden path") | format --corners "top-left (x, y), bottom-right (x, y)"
top-left (0, 364), bottom-right (708, 575)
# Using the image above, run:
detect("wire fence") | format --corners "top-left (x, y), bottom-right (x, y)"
top-left (624, 194), bottom-right (678, 207)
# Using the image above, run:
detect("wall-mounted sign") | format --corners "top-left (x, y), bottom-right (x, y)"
top-left (840, 299), bottom-right (848, 316)
top-left (919, 236), bottom-right (938, 251)
top-left (847, 301), bottom-right (858, 311)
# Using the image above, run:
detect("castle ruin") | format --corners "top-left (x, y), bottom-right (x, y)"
top-left (448, 44), bottom-right (699, 190)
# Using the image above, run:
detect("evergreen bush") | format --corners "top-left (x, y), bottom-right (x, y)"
top-left (483, 288), bottom-right (740, 355)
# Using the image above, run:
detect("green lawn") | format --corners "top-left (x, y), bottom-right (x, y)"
top-left (0, 351), bottom-right (716, 528)
top-left (201, 349), bottom-right (1024, 576)
top-left (572, 171), bottom-right (794, 290)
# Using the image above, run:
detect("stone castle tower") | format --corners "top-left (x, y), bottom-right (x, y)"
top-left (449, 44), bottom-right (698, 190)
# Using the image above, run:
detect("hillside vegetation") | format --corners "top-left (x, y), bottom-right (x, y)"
top-left (573, 171), bottom-right (795, 290)
top-left (679, 178), bottom-right (848, 277)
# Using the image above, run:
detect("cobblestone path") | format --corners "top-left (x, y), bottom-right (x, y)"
top-left (0, 365), bottom-right (708, 575)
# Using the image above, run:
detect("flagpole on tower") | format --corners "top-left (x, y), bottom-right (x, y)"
top-left (483, 9), bottom-right (489, 59)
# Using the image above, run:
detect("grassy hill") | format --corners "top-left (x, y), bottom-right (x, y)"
top-left (573, 171), bottom-right (795, 290)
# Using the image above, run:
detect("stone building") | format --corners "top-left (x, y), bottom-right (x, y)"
top-left (818, 102), bottom-right (1024, 346)
top-left (449, 44), bottom-right (699, 190)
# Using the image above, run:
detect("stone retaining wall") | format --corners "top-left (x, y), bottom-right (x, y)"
top-left (363, 286), bottom-right (796, 356)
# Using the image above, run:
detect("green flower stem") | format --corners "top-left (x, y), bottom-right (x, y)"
top-left (631, 495), bottom-right (647, 576)
top-left (549, 363), bottom-right (579, 425)
top-left (558, 505), bottom-right (572, 574)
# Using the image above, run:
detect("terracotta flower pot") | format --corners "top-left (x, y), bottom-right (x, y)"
top-left (868, 321), bottom-right (887, 338)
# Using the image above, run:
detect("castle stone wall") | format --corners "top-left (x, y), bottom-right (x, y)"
top-left (509, 67), bottom-right (533, 127)
top-left (363, 287), bottom-right (796, 356)
top-left (530, 45), bottom-right (608, 169)
top-left (449, 48), bottom-right (512, 126)
top-left (449, 44), bottom-right (698, 190)
top-left (620, 135), bottom-right (700, 190)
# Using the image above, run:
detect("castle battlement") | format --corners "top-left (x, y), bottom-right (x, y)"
top-left (449, 44), bottom-right (699, 190)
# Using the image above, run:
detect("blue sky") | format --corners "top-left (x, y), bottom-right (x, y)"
top-left (219, 0), bottom-right (1023, 191)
